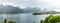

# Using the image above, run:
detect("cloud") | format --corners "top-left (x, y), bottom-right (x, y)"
top-left (0, 0), bottom-right (60, 9)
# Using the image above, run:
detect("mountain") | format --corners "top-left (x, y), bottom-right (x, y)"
top-left (0, 4), bottom-right (41, 14)
top-left (1, 4), bottom-right (59, 14)
top-left (1, 4), bottom-right (58, 14)
top-left (22, 7), bottom-right (41, 13)
top-left (0, 5), bottom-right (23, 14)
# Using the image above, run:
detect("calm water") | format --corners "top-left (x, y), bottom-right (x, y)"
top-left (0, 13), bottom-right (50, 23)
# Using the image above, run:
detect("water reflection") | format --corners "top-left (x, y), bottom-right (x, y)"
top-left (0, 13), bottom-right (33, 23)
top-left (0, 13), bottom-right (53, 23)
top-left (33, 15), bottom-right (49, 23)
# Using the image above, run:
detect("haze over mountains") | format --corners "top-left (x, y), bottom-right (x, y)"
top-left (0, 4), bottom-right (42, 14)
top-left (0, 4), bottom-right (58, 14)
top-left (22, 7), bottom-right (41, 13)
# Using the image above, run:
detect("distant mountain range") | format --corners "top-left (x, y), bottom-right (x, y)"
top-left (0, 4), bottom-right (41, 14)
top-left (22, 7), bottom-right (41, 13)
top-left (0, 5), bottom-right (23, 14)
top-left (0, 4), bottom-right (59, 14)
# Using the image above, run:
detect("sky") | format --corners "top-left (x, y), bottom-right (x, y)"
top-left (0, 0), bottom-right (60, 12)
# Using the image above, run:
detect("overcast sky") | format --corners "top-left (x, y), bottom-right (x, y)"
top-left (0, 0), bottom-right (60, 11)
